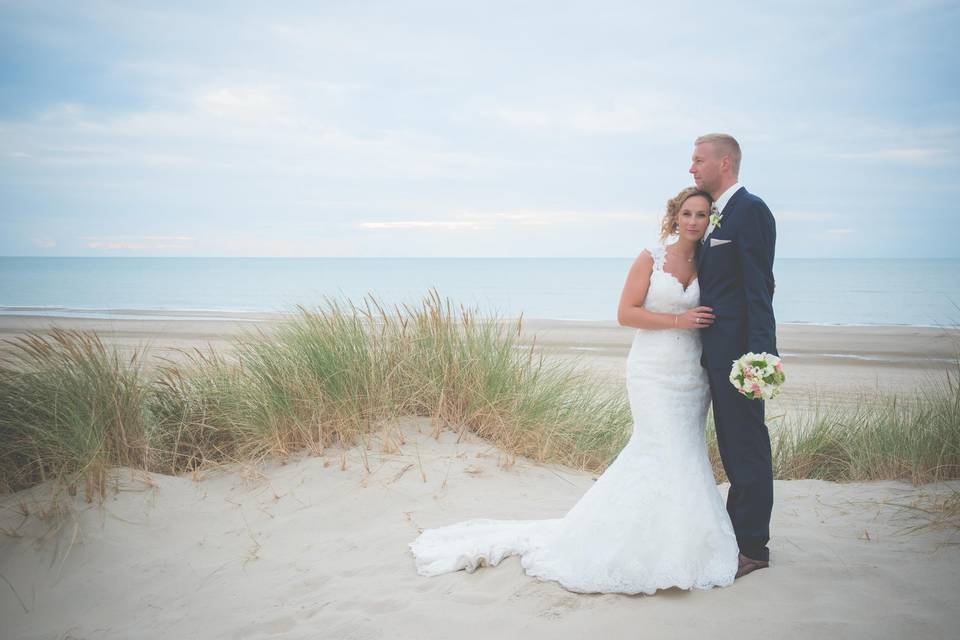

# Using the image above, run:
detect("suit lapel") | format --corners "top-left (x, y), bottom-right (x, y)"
top-left (723, 186), bottom-right (746, 219)
top-left (697, 186), bottom-right (746, 270)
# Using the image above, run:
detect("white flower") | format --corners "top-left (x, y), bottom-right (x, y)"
top-left (729, 352), bottom-right (786, 400)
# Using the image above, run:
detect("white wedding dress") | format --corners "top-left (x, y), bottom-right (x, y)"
top-left (408, 245), bottom-right (739, 594)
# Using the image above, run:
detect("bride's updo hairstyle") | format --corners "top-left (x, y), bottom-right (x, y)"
top-left (659, 186), bottom-right (713, 243)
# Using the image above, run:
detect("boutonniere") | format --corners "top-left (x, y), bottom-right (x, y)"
top-left (709, 212), bottom-right (723, 229)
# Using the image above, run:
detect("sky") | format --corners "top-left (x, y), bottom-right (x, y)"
top-left (1, 1), bottom-right (958, 258)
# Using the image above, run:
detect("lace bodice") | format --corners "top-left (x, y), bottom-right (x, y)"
top-left (643, 244), bottom-right (700, 315)
top-left (627, 245), bottom-right (704, 371)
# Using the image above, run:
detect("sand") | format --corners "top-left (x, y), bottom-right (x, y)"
top-left (1, 418), bottom-right (958, 640)
top-left (1, 314), bottom-right (959, 638)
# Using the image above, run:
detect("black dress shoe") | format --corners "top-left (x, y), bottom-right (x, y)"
top-left (735, 553), bottom-right (769, 579)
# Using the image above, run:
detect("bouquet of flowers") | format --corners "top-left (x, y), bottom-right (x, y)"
top-left (729, 352), bottom-right (785, 400)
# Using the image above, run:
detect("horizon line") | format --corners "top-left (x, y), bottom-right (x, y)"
top-left (1, 255), bottom-right (959, 260)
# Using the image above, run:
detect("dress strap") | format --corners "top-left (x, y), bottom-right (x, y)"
top-left (648, 245), bottom-right (666, 272)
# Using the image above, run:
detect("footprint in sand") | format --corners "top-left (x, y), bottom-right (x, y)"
top-left (233, 614), bottom-right (299, 637)
top-left (507, 582), bottom-right (584, 619)
top-left (536, 595), bottom-right (582, 620)
top-left (334, 598), bottom-right (409, 614)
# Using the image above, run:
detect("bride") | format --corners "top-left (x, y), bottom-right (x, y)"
top-left (408, 187), bottom-right (739, 595)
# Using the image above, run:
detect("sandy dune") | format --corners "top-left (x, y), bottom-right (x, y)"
top-left (2, 418), bottom-right (958, 640)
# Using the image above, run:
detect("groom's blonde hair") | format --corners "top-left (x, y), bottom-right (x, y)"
top-left (695, 133), bottom-right (741, 176)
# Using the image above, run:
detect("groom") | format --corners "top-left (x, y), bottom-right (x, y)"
top-left (690, 133), bottom-right (777, 579)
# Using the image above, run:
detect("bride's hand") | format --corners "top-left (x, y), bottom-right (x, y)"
top-left (676, 306), bottom-right (715, 329)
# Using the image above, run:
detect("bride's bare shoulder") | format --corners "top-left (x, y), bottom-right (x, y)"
top-left (624, 249), bottom-right (655, 284)
top-left (631, 248), bottom-right (656, 269)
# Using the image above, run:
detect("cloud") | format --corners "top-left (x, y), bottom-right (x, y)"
top-left (32, 237), bottom-right (56, 248)
top-left (195, 86), bottom-right (289, 120)
top-left (469, 210), bottom-right (639, 225)
top-left (834, 147), bottom-right (948, 163)
top-left (775, 211), bottom-right (835, 222)
top-left (85, 241), bottom-right (146, 250)
top-left (487, 108), bottom-right (554, 129)
top-left (359, 221), bottom-right (492, 231)
top-left (2, 3), bottom-right (957, 259)
top-left (359, 210), bottom-right (643, 231)
top-left (2, 97), bottom-right (518, 180)
top-left (476, 95), bottom-right (698, 136)
top-left (83, 235), bottom-right (194, 250)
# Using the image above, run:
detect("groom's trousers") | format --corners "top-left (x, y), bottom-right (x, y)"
top-left (706, 367), bottom-right (774, 562)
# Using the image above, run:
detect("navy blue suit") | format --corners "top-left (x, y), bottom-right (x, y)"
top-left (696, 186), bottom-right (777, 562)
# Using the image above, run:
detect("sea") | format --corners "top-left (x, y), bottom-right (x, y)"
top-left (0, 257), bottom-right (957, 327)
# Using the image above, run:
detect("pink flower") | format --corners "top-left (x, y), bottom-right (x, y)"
top-left (775, 362), bottom-right (783, 371)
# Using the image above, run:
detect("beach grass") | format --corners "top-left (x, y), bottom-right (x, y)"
top-left (147, 292), bottom-right (633, 471)
top-left (704, 363), bottom-right (960, 485)
top-left (0, 329), bottom-right (150, 498)
top-left (1, 292), bottom-right (632, 497)
top-left (1, 293), bottom-right (958, 501)
top-left (770, 368), bottom-right (960, 484)
top-left (882, 488), bottom-right (960, 539)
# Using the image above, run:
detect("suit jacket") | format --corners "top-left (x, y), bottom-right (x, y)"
top-left (696, 186), bottom-right (778, 369)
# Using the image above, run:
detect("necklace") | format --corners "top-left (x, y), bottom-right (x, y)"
top-left (667, 248), bottom-right (695, 263)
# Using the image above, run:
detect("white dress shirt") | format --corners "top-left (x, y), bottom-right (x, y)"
top-left (713, 182), bottom-right (742, 215)
top-left (703, 182), bottom-right (743, 241)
